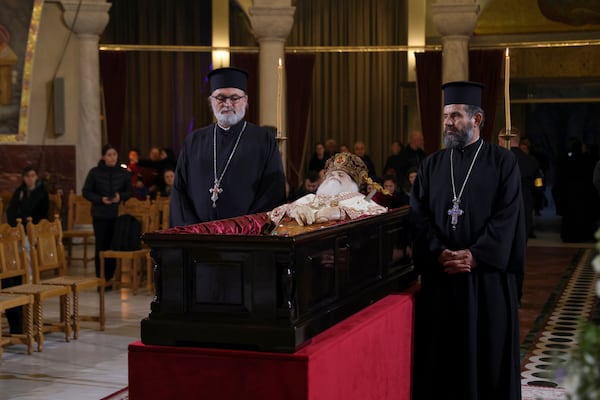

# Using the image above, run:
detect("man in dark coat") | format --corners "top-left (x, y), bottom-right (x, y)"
top-left (410, 81), bottom-right (526, 400)
top-left (4, 165), bottom-right (49, 334)
top-left (170, 67), bottom-right (286, 226)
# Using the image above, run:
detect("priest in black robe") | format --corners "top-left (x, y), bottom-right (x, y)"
top-left (410, 81), bottom-right (526, 400)
top-left (170, 67), bottom-right (286, 226)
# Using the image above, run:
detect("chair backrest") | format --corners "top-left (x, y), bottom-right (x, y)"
top-left (118, 196), bottom-right (158, 234)
top-left (0, 197), bottom-right (3, 225)
top-left (66, 190), bottom-right (93, 229)
top-left (26, 216), bottom-right (67, 282)
top-left (0, 220), bottom-right (30, 285)
top-left (0, 191), bottom-right (12, 224)
top-left (152, 194), bottom-right (170, 230)
top-left (48, 193), bottom-right (63, 222)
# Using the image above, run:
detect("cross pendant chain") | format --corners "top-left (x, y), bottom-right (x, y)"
top-left (447, 198), bottom-right (464, 230)
top-left (209, 180), bottom-right (223, 208)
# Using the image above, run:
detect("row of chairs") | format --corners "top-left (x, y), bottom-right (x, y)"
top-left (0, 191), bottom-right (63, 225)
top-left (0, 216), bottom-right (104, 359)
top-left (0, 194), bottom-right (170, 358)
top-left (62, 191), bottom-right (170, 270)
top-left (99, 194), bottom-right (169, 294)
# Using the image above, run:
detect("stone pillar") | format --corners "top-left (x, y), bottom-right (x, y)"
top-left (60, 0), bottom-right (111, 191)
top-left (249, 2), bottom-right (295, 170)
top-left (431, 0), bottom-right (479, 83)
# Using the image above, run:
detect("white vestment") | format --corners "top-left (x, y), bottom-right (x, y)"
top-left (268, 192), bottom-right (387, 226)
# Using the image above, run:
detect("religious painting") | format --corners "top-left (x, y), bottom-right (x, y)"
top-left (0, 0), bottom-right (42, 142)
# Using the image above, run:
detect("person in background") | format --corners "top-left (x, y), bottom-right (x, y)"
top-left (353, 140), bottom-right (377, 180)
top-left (552, 137), bottom-right (600, 242)
top-left (383, 140), bottom-right (403, 177)
top-left (401, 166), bottom-right (418, 198)
top-left (6, 165), bottom-right (49, 227)
top-left (288, 169), bottom-right (321, 202)
top-left (82, 144), bottom-right (133, 286)
top-left (324, 138), bottom-right (338, 157)
top-left (157, 168), bottom-right (175, 197)
top-left (3, 165), bottom-right (49, 334)
top-left (410, 81), bottom-right (525, 400)
top-left (381, 174), bottom-right (408, 208)
top-left (397, 130), bottom-right (426, 180)
top-left (170, 67), bottom-right (286, 226)
top-left (308, 142), bottom-right (329, 173)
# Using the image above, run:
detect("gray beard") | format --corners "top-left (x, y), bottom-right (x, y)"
top-left (214, 107), bottom-right (245, 128)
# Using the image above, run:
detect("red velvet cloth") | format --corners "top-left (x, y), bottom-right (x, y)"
top-left (128, 293), bottom-right (415, 400)
top-left (162, 213), bottom-right (270, 235)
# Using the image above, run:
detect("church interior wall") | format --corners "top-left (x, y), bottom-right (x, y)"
top-left (0, 1), bottom-right (79, 195)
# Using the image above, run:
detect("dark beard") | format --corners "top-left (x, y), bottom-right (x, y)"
top-left (443, 123), bottom-right (473, 149)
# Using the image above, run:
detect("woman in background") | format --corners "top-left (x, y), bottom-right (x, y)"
top-left (82, 144), bottom-right (132, 286)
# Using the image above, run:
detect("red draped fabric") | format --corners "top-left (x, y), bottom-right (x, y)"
top-left (415, 52), bottom-right (443, 154)
top-left (129, 293), bottom-right (415, 400)
top-left (469, 49), bottom-right (503, 143)
top-left (99, 51), bottom-right (127, 150)
top-left (285, 54), bottom-right (316, 188)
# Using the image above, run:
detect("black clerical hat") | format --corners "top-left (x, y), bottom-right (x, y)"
top-left (208, 67), bottom-right (248, 93)
top-left (441, 81), bottom-right (483, 108)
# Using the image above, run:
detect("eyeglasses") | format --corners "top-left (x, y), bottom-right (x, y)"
top-left (211, 95), bottom-right (246, 104)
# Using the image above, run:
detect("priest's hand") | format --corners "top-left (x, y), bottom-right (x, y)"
top-left (293, 205), bottom-right (316, 226)
top-left (315, 207), bottom-right (342, 223)
top-left (439, 249), bottom-right (476, 274)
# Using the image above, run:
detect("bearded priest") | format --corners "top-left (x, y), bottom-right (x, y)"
top-left (410, 81), bottom-right (526, 400)
top-left (170, 67), bottom-right (286, 227)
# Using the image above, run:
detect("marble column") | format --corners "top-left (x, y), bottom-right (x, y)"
top-left (60, 0), bottom-right (111, 191)
top-left (248, 3), bottom-right (295, 171)
top-left (431, 0), bottom-right (479, 83)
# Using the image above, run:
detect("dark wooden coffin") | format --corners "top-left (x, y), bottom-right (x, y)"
top-left (140, 207), bottom-right (416, 352)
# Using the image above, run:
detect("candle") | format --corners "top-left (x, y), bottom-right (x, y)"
top-left (504, 48), bottom-right (511, 135)
top-left (277, 58), bottom-right (283, 137)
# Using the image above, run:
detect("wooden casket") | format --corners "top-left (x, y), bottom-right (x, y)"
top-left (140, 207), bottom-right (416, 353)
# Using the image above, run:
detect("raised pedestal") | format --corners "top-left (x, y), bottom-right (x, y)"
top-left (129, 292), bottom-right (415, 400)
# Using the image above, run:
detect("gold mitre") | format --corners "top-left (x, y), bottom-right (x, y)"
top-left (324, 152), bottom-right (369, 185)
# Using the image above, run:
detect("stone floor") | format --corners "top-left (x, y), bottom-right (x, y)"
top-left (0, 209), bottom-right (597, 399)
top-left (0, 248), bottom-right (153, 400)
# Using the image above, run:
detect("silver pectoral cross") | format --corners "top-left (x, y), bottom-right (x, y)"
top-left (447, 198), bottom-right (464, 230)
top-left (209, 181), bottom-right (223, 208)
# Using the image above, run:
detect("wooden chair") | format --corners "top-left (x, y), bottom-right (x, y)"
top-left (0, 293), bottom-right (34, 358)
top-left (0, 192), bottom-right (12, 224)
top-left (0, 220), bottom-right (71, 352)
top-left (26, 216), bottom-right (105, 340)
top-left (0, 223), bottom-right (35, 357)
top-left (152, 194), bottom-right (170, 230)
top-left (62, 190), bottom-right (95, 269)
top-left (47, 193), bottom-right (62, 222)
top-left (99, 197), bottom-right (157, 294)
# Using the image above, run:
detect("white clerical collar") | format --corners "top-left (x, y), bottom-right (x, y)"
top-left (217, 123), bottom-right (231, 131)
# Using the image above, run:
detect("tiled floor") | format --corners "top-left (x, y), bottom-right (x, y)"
top-left (0, 249), bottom-right (152, 400)
top-left (0, 210), bottom-right (597, 399)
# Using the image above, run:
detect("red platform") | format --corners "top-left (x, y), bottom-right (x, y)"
top-left (128, 293), bottom-right (414, 400)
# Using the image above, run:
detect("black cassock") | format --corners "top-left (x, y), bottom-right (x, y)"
top-left (170, 120), bottom-right (286, 226)
top-left (409, 138), bottom-right (526, 400)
